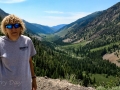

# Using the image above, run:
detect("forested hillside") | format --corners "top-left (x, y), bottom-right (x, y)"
top-left (28, 33), bottom-right (120, 88)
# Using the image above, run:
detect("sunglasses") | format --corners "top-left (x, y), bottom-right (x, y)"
top-left (5, 23), bottom-right (21, 29)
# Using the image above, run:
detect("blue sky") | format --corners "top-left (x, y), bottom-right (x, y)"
top-left (0, 0), bottom-right (119, 26)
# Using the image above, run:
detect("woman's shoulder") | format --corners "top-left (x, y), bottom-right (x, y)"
top-left (21, 35), bottom-right (31, 41)
top-left (0, 36), bottom-right (6, 41)
top-left (0, 36), bottom-right (6, 46)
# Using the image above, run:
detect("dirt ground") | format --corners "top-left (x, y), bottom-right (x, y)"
top-left (103, 52), bottom-right (120, 67)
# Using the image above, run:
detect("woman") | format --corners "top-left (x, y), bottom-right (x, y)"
top-left (0, 14), bottom-right (37, 90)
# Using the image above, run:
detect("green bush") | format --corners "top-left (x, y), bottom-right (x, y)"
top-left (96, 86), bottom-right (120, 90)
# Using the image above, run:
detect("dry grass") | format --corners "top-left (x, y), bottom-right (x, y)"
top-left (103, 52), bottom-right (120, 67)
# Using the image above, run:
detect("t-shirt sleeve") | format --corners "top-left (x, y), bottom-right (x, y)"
top-left (29, 39), bottom-right (36, 57)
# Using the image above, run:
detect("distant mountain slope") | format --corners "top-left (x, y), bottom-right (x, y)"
top-left (55, 11), bottom-right (103, 37)
top-left (51, 24), bottom-right (67, 32)
top-left (0, 8), bottom-right (8, 18)
top-left (55, 2), bottom-right (120, 44)
top-left (32, 23), bottom-right (55, 34)
top-left (23, 20), bottom-right (45, 34)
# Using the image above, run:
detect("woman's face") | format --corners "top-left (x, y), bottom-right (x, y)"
top-left (5, 23), bottom-right (21, 41)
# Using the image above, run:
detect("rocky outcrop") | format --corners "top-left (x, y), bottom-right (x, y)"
top-left (36, 77), bottom-right (96, 90)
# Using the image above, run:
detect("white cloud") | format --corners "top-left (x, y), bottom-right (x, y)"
top-left (26, 11), bottom-right (91, 26)
top-left (0, 0), bottom-right (26, 3)
top-left (40, 12), bottom-right (91, 26)
top-left (44, 11), bottom-right (91, 20)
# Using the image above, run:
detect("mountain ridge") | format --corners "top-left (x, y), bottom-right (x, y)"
top-left (54, 11), bottom-right (103, 38)
top-left (53, 2), bottom-right (120, 44)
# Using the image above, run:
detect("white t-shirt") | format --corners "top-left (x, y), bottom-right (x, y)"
top-left (0, 35), bottom-right (36, 90)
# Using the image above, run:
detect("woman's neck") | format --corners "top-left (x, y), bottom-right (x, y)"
top-left (7, 35), bottom-right (20, 41)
